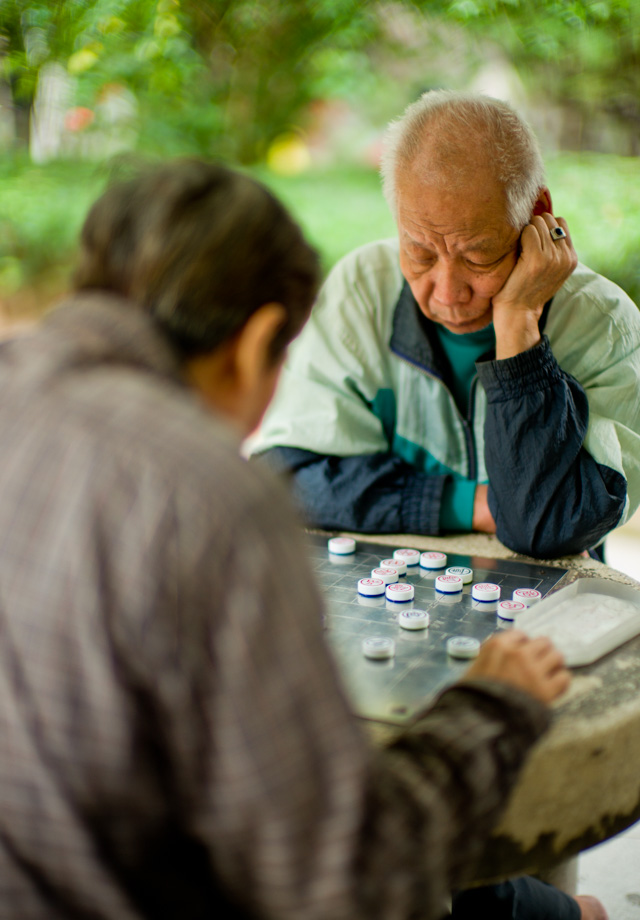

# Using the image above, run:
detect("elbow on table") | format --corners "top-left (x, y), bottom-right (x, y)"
top-left (497, 512), bottom-right (624, 561)
top-left (492, 465), bottom-right (628, 559)
top-left (499, 529), bottom-right (589, 560)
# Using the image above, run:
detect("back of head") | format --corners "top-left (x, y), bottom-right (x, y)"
top-left (381, 89), bottom-right (545, 230)
top-left (74, 160), bottom-right (321, 360)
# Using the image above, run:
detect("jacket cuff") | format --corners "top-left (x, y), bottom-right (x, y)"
top-left (445, 678), bottom-right (552, 740)
top-left (476, 335), bottom-right (564, 401)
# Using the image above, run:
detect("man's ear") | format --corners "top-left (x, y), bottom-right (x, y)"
top-left (234, 302), bottom-right (287, 390)
top-left (532, 187), bottom-right (553, 217)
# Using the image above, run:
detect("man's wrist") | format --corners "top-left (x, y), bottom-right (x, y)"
top-left (476, 335), bottom-right (559, 403)
top-left (493, 311), bottom-right (542, 360)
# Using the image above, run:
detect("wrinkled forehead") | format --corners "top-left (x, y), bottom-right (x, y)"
top-left (395, 161), bottom-right (516, 245)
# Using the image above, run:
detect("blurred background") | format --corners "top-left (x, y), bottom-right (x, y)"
top-left (1, 0), bottom-right (639, 576)
top-left (1, 0), bottom-right (639, 315)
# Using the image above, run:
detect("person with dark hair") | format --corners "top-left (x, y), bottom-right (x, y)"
top-left (74, 158), bottom-right (317, 361)
top-left (0, 159), bottom-right (580, 920)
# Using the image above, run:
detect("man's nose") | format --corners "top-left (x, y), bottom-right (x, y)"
top-left (431, 260), bottom-right (471, 306)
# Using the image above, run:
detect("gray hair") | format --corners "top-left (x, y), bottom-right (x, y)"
top-left (380, 90), bottom-right (545, 230)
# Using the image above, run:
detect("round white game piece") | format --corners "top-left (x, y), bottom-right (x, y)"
top-left (446, 566), bottom-right (473, 584)
top-left (386, 582), bottom-right (415, 603)
top-left (371, 566), bottom-right (399, 585)
top-left (446, 636), bottom-right (481, 659)
top-left (362, 637), bottom-right (395, 660)
top-left (357, 577), bottom-right (386, 597)
top-left (328, 536), bottom-right (356, 555)
top-left (398, 610), bottom-right (430, 630)
top-left (497, 599), bottom-right (527, 621)
top-left (435, 574), bottom-right (463, 594)
top-left (393, 548), bottom-right (420, 566)
top-left (472, 582), bottom-right (501, 603)
top-left (420, 551), bottom-right (447, 570)
top-left (381, 557), bottom-right (406, 575)
top-left (512, 588), bottom-right (542, 607)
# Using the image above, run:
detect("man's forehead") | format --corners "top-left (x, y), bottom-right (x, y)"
top-left (402, 227), bottom-right (500, 247)
top-left (396, 171), bottom-right (518, 253)
top-left (397, 157), bottom-right (510, 215)
top-left (399, 223), bottom-right (515, 256)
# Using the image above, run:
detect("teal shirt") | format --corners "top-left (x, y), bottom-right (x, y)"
top-left (435, 323), bottom-right (495, 532)
top-left (434, 323), bottom-right (495, 417)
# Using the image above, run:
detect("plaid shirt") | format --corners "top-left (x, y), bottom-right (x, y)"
top-left (0, 294), bottom-right (550, 920)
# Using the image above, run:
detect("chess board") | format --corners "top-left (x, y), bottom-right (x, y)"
top-left (307, 533), bottom-right (568, 725)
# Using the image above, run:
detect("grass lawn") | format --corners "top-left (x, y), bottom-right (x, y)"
top-left (545, 153), bottom-right (640, 303)
top-left (1, 153), bottom-right (639, 315)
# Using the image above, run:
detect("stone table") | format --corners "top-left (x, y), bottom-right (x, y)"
top-left (322, 529), bottom-right (640, 886)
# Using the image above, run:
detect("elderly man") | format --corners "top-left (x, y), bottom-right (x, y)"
top-left (253, 91), bottom-right (640, 559)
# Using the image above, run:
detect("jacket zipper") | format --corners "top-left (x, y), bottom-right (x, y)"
top-left (390, 345), bottom-right (479, 479)
top-left (465, 377), bottom-right (478, 480)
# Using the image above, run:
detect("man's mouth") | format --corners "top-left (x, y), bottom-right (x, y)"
top-left (444, 313), bottom-right (491, 332)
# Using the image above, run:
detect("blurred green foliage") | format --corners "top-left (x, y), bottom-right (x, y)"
top-left (546, 152), bottom-right (640, 301)
top-left (1, 153), bottom-right (638, 308)
top-left (1, 1), bottom-right (639, 160)
top-left (0, 154), bottom-right (104, 296)
top-left (0, 0), bottom-right (387, 161)
top-left (440, 0), bottom-right (640, 152)
top-left (1, 1), bottom-right (638, 309)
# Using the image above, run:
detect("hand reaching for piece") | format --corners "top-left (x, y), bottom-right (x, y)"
top-left (462, 629), bottom-right (571, 704)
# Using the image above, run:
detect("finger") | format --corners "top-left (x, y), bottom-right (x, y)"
top-left (545, 667), bottom-right (572, 700)
top-left (525, 635), bottom-right (565, 661)
top-left (527, 634), bottom-right (553, 651)
top-left (534, 213), bottom-right (568, 250)
top-left (520, 220), bottom-right (545, 253)
top-left (525, 644), bottom-right (568, 685)
top-left (539, 214), bottom-right (577, 267)
top-left (555, 215), bottom-right (575, 252)
top-left (532, 670), bottom-right (571, 704)
top-left (541, 649), bottom-right (569, 679)
top-left (482, 629), bottom-right (529, 651)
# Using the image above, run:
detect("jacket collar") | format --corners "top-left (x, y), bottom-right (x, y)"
top-left (39, 292), bottom-right (186, 385)
top-left (389, 281), bottom-right (447, 378)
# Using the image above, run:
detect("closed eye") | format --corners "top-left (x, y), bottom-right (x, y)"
top-left (465, 249), bottom-right (514, 270)
top-left (465, 258), bottom-right (500, 269)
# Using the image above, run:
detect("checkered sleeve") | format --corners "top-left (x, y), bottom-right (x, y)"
top-left (358, 681), bottom-right (550, 920)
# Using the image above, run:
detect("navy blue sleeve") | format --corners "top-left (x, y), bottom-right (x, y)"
top-left (253, 447), bottom-right (446, 535)
top-left (477, 336), bottom-right (626, 558)
top-left (452, 878), bottom-right (580, 920)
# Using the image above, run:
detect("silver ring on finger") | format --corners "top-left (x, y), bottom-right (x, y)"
top-left (549, 226), bottom-right (567, 241)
